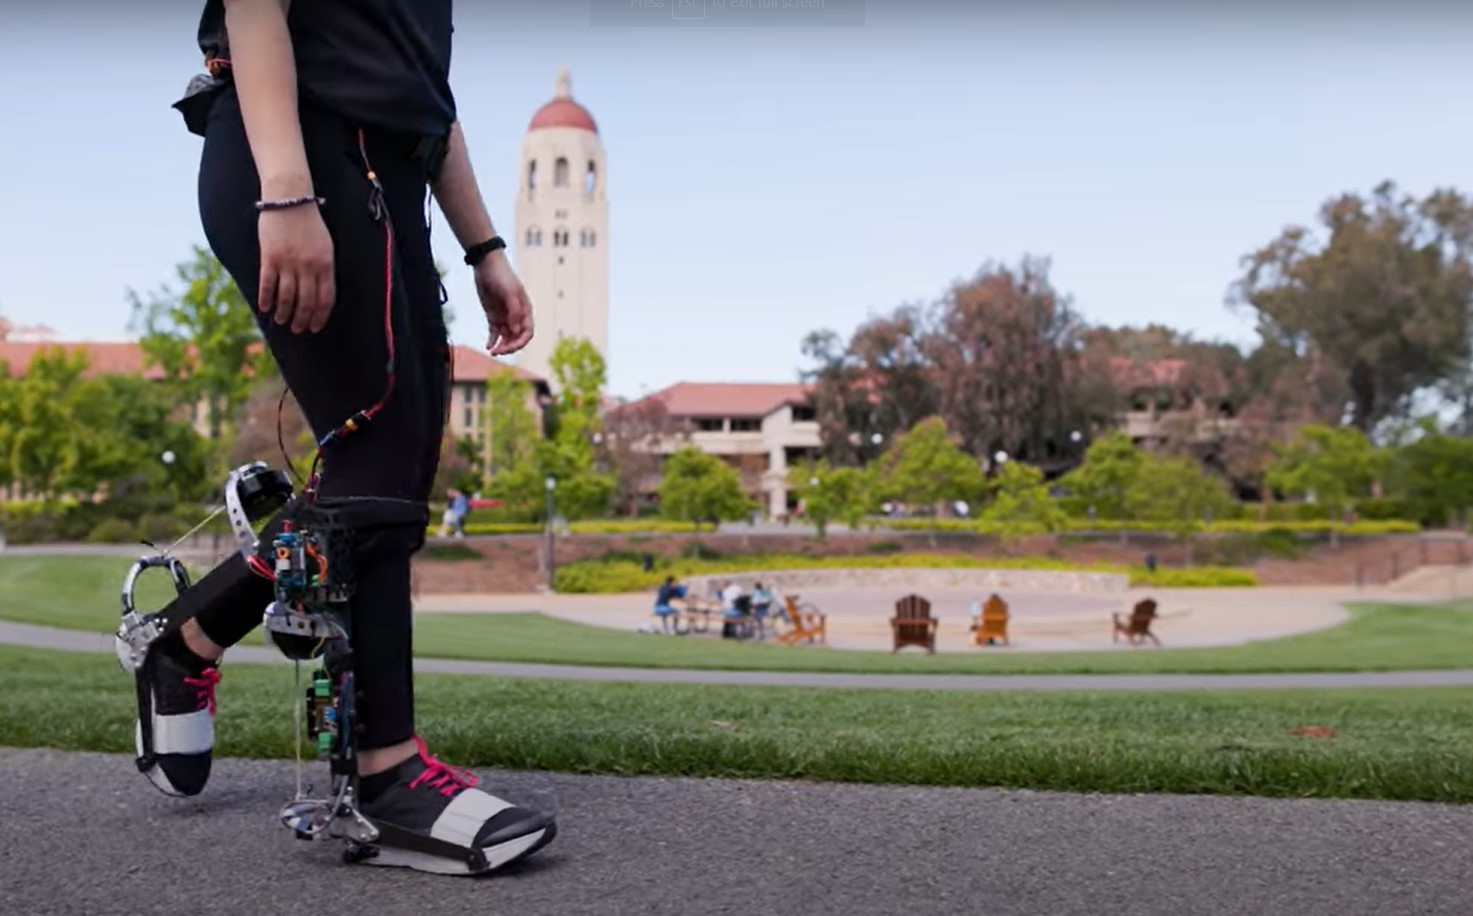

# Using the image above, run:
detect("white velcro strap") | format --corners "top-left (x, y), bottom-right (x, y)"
top-left (151, 708), bottom-right (214, 755)
top-left (430, 789), bottom-right (517, 848)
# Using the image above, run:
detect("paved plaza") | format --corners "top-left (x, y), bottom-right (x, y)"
top-left (413, 585), bottom-right (1378, 653)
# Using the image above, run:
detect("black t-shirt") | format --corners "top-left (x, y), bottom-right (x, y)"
top-left (192, 0), bottom-right (456, 139)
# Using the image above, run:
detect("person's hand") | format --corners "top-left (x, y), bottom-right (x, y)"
top-left (257, 203), bottom-right (336, 334)
top-left (475, 250), bottom-right (534, 355)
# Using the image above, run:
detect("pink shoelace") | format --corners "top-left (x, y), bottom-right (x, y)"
top-left (408, 734), bottom-right (480, 797)
top-left (183, 667), bottom-right (221, 716)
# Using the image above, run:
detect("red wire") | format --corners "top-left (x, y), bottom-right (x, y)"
top-left (296, 128), bottom-right (399, 501)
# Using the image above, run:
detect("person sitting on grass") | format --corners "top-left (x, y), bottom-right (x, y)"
top-left (654, 575), bottom-right (688, 634)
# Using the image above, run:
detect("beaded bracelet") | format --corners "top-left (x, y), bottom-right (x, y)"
top-left (255, 194), bottom-right (326, 212)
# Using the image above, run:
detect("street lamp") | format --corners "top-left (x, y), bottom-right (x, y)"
top-left (161, 450), bottom-right (176, 466)
top-left (870, 433), bottom-right (883, 446)
top-left (993, 450), bottom-right (1009, 466)
top-left (544, 475), bottom-right (557, 591)
top-left (1069, 430), bottom-right (1083, 445)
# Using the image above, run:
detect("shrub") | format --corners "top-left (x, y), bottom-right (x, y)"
top-left (87, 518), bottom-right (139, 544)
top-left (866, 540), bottom-right (904, 554)
top-left (138, 513), bottom-right (187, 545)
top-left (550, 552), bottom-right (1259, 593)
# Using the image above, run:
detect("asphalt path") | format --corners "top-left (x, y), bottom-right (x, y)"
top-left (2, 747), bottom-right (1469, 916)
top-left (6, 619), bottom-right (1473, 691)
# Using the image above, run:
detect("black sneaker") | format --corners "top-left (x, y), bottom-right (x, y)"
top-left (133, 641), bottom-right (220, 797)
top-left (355, 736), bottom-right (557, 875)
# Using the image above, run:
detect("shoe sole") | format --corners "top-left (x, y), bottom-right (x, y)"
top-left (358, 822), bottom-right (557, 876)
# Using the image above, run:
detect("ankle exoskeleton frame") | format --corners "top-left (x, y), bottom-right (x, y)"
top-left (113, 461), bottom-right (387, 863)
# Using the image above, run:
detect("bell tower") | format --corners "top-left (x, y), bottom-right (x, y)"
top-left (512, 66), bottom-right (609, 390)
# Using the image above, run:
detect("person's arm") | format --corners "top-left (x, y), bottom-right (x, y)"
top-left (431, 122), bottom-right (498, 247)
top-left (223, 0), bottom-right (312, 202)
top-left (432, 120), bottom-right (535, 355)
top-left (222, 0), bottom-right (336, 333)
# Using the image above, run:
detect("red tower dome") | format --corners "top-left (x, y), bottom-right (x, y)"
top-left (528, 66), bottom-right (597, 134)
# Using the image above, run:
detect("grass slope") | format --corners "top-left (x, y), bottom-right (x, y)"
top-left (4, 644), bottom-right (1473, 802)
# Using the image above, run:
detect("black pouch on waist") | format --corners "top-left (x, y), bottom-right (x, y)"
top-left (172, 72), bottom-right (227, 137)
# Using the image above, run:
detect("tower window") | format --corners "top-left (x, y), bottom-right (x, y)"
top-left (524, 227), bottom-right (543, 246)
top-left (584, 161), bottom-right (597, 194)
top-left (553, 228), bottom-right (569, 247)
top-left (580, 228), bottom-right (597, 247)
top-left (554, 157), bottom-right (569, 187)
top-left (527, 160), bottom-right (537, 189)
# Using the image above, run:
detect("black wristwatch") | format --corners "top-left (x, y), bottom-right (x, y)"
top-left (463, 236), bottom-right (507, 266)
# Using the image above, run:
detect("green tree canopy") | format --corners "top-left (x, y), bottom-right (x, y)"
top-left (1125, 452), bottom-right (1236, 542)
top-left (1231, 181), bottom-right (1473, 431)
top-left (657, 446), bottom-right (752, 528)
top-left (1383, 420), bottom-right (1473, 527)
top-left (873, 416), bottom-right (988, 516)
top-left (1057, 431), bottom-right (1142, 519)
top-left (128, 245), bottom-right (272, 443)
top-left (981, 460), bottom-right (1068, 547)
top-left (1265, 423), bottom-right (1387, 519)
top-left (787, 459), bottom-right (875, 538)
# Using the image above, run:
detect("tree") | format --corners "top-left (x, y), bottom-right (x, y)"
top-left (599, 395), bottom-right (691, 517)
top-left (1, 347), bottom-right (208, 503)
top-left (5, 347), bottom-right (92, 499)
top-left (787, 459), bottom-right (875, 539)
top-left (1266, 423), bottom-right (1389, 544)
top-left (923, 256), bottom-right (1117, 466)
top-left (872, 416), bottom-right (988, 538)
top-left (1384, 420), bottom-right (1473, 527)
top-left (657, 446), bottom-right (752, 528)
top-left (800, 306), bottom-right (940, 466)
top-left (981, 460), bottom-right (1068, 549)
top-left (535, 337), bottom-right (614, 519)
top-left (480, 373), bottom-right (547, 521)
top-left (1125, 453), bottom-right (1235, 561)
top-left (1230, 182), bottom-right (1473, 431)
top-left (1057, 431), bottom-right (1143, 520)
top-left (128, 246), bottom-right (272, 444)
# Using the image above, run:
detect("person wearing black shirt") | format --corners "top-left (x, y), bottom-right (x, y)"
top-left (127, 0), bottom-right (554, 875)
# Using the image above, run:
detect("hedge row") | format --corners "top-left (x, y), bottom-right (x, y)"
top-left (878, 518), bottom-right (1422, 536)
top-left (0, 501), bottom-right (218, 546)
top-left (456, 518), bottom-right (713, 536)
top-left (551, 553), bottom-right (1259, 594)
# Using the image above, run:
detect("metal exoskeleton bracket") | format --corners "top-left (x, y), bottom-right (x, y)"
top-left (113, 461), bottom-right (294, 672)
top-left (115, 555), bottom-right (192, 672)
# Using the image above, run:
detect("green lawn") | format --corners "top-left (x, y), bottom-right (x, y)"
top-left (6, 554), bottom-right (1473, 675)
top-left (3, 643), bottom-right (1472, 802)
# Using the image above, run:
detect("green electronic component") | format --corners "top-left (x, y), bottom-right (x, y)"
top-left (314, 677), bottom-right (330, 697)
top-left (317, 731), bottom-right (333, 755)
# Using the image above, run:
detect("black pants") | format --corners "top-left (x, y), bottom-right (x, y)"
top-left (192, 85), bottom-right (450, 751)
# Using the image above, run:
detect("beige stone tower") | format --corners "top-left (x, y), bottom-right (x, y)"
top-left (513, 66), bottom-right (609, 390)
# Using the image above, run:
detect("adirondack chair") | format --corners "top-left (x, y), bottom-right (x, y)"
top-left (1112, 598), bottom-right (1160, 647)
top-left (776, 594), bottom-right (827, 645)
top-left (891, 594), bottom-right (939, 654)
top-left (971, 593), bottom-right (1010, 647)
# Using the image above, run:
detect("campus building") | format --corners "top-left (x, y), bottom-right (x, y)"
top-left (609, 382), bottom-right (824, 518)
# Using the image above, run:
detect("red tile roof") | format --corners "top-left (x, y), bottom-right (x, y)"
top-left (629, 382), bottom-right (813, 418)
top-left (0, 341), bottom-right (165, 380)
top-left (449, 346), bottom-right (545, 384)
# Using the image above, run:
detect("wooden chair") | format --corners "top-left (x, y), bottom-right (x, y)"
top-left (891, 594), bottom-right (938, 654)
top-left (776, 594), bottom-right (827, 645)
top-left (1112, 598), bottom-right (1161, 647)
top-left (971, 593), bottom-right (1010, 647)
